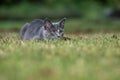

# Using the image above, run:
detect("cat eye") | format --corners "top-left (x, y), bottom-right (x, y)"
top-left (53, 30), bottom-right (56, 32)
top-left (51, 32), bottom-right (54, 35)
top-left (59, 30), bottom-right (63, 33)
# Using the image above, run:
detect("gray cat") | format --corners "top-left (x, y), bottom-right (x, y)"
top-left (20, 18), bottom-right (66, 40)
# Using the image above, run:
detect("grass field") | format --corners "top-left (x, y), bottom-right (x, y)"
top-left (0, 19), bottom-right (120, 33)
top-left (0, 32), bottom-right (120, 80)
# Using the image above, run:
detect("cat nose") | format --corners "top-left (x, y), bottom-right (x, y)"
top-left (57, 36), bottom-right (60, 38)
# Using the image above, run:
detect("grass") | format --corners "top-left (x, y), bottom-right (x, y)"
top-left (0, 3), bottom-right (81, 19)
top-left (0, 32), bottom-right (120, 80)
top-left (0, 19), bottom-right (120, 33)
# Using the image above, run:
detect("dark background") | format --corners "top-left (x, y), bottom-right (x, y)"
top-left (0, 0), bottom-right (120, 33)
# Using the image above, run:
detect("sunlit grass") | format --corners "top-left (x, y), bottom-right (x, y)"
top-left (0, 32), bottom-right (120, 80)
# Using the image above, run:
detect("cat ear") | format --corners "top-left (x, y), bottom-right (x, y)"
top-left (44, 18), bottom-right (52, 29)
top-left (59, 18), bottom-right (66, 28)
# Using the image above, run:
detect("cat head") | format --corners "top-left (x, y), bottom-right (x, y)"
top-left (43, 18), bottom-right (66, 39)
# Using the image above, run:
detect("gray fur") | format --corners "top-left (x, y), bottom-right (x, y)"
top-left (20, 18), bottom-right (66, 40)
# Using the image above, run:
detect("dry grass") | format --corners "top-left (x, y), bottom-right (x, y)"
top-left (0, 32), bottom-right (120, 80)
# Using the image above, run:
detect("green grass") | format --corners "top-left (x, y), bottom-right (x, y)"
top-left (0, 32), bottom-right (120, 80)
top-left (0, 19), bottom-right (120, 33)
top-left (0, 3), bottom-right (81, 19)
top-left (0, 21), bottom-right (24, 30)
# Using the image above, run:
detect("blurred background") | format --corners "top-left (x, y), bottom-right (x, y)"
top-left (0, 0), bottom-right (120, 33)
